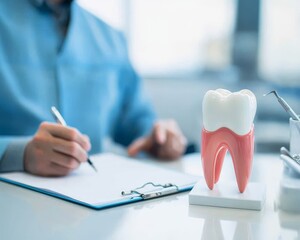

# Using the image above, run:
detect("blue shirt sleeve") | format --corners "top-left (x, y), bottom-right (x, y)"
top-left (113, 66), bottom-right (156, 146)
top-left (0, 137), bottom-right (30, 172)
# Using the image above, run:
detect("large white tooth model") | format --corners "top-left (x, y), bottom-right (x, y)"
top-left (201, 89), bottom-right (257, 193)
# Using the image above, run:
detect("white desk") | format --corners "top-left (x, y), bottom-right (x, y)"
top-left (0, 153), bottom-right (299, 240)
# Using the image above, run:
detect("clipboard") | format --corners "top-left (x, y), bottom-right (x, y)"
top-left (0, 153), bottom-right (199, 210)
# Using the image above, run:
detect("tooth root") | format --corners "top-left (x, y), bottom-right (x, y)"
top-left (214, 147), bottom-right (227, 184)
top-left (230, 132), bottom-right (254, 193)
top-left (201, 129), bottom-right (226, 190)
top-left (202, 127), bottom-right (254, 193)
top-left (201, 146), bottom-right (216, 190)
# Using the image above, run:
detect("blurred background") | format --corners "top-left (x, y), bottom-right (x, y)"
top-left (78, 0), bottom-right (300, 153)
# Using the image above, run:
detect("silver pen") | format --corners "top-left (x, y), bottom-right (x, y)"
top-left (51, 106), bottom-right (98, 172)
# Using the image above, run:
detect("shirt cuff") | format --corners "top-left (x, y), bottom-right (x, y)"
top-left (0, 138), bottom-right (31, 172)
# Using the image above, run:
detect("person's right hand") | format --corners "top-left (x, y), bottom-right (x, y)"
top-left (24, 122), bottom-right (91, 177)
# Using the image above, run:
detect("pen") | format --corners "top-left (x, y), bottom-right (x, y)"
top-left (263, 90), bottom-right (300, 121)
top-left (51, 106), bottom-right (98, 172)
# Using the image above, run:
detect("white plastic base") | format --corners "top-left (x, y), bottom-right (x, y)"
top-left (189, 181), bottom-right (266, 211)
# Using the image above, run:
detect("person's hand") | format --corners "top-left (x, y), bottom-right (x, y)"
top-left (24, 122), bottom-right (91, 176)
top-left (128, 120), bottom-right (187, 160)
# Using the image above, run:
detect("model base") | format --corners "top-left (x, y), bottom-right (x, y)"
top-left (189, 180), bottom-right (266, 211)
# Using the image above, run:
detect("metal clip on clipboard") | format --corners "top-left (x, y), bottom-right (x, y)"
top-left (121, 182), bottom-right (179, 200)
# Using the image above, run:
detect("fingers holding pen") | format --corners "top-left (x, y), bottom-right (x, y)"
top-left (52, 138), bottom-right (88, 163)
top-left (41, 122), bottom-right (90, 162)
top-left (40, 122), bottom-right (91, 151)
top-left (49, 151), bottom-right (81, 172)
top-left (24, 122), bottom-right (91, 177)
top-left (50, 107), bottom-right (97, 172)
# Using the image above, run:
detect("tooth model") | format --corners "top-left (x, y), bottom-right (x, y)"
top-left (201, 89), bottom-right (257, 193)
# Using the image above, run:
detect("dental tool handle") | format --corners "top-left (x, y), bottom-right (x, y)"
top-left (277, 97), bottom-right (300, 121)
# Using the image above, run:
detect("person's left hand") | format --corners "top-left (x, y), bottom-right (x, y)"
top-left (128, 120), bottom-right (187, 160)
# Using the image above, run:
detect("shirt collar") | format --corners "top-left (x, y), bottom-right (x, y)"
top-left (29, 0), bottom-right (73, 38)
top-left (29, 0), bottom-right (73, 13)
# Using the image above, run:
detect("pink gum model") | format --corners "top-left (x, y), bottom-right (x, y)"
top-left (201, 127), bottom-right (254, 193)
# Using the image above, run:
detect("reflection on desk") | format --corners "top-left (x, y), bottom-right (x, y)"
top-left (0, 153), bottom-right (299, 240)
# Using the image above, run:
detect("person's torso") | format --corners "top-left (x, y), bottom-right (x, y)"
top-left (0, 0), bottom-right (130, 153)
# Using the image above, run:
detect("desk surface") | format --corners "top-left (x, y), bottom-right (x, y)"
top-left (0, 153), bottom-right (299, 240)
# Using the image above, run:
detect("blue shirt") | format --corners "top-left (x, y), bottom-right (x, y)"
top-left (0, 0), bottom-right (155, 172)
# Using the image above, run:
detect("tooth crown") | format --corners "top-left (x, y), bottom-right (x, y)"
top-left (203, 89), bottom-right (257, 136)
